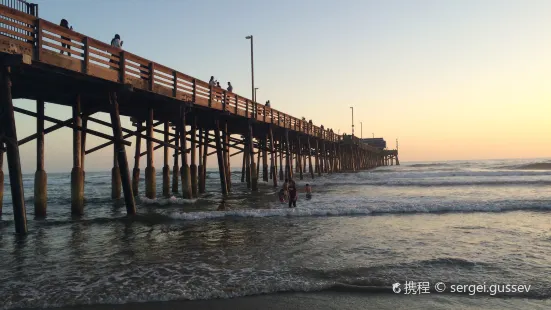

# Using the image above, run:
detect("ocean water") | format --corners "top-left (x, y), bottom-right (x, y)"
top-left (1, 158), bottom-right (551, 309)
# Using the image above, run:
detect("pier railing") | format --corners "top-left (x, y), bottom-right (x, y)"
top-left (0, 4), bottom-right (376, 148)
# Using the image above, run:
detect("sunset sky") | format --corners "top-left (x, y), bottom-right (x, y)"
top-left (6, 0), bottom-right (551, 173)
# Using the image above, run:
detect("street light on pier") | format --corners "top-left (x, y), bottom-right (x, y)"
top-left (360, 122), bottom-right (363, 139)
top-left (245, 35), bottom-right (255, 102)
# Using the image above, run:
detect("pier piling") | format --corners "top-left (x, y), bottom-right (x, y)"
top-left (111, 147), bottom-right (121, 199)
top-left (132, 120), bottom-right (142, 196)
top-left (262, 134), bottom-right (268, 182)
top-left (269, 127), bottom-right (277, 187)
top-left (223, 121), bottom-right (232, 192)
top-left (190, 118), bottom-right (198, 197)
top-left (172, 124), bottom-right (180, 194)
top-left (215, 120), bottom-right (228, 195)
top-left (145, 108), bottom-right (156, 199)
top-left (198, 128), bottom-right (205, 194)
top-left (180, 108), bottom-right (192, 199)
top-left (108, 92), bottom-right (136, 214)
top-left (249, 123), bottom-right (258, 191)
top-left (201, 129), bottom-right (208, 193)
top-left (71, 95), bottom-right (84, 215)
top-left (0, 66), bottom-right (26, 232)
top-left (34, 99), bottom-right (47, 217)
top-left (163, 122), bottom-right (170, 197)
top-left (0, 143), bottom-right (3, 217)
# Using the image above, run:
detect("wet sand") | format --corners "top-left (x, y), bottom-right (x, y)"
top-left (33, 292), bottom-right (551, 310)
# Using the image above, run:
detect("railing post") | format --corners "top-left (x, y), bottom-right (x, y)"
top-left (119, 51), bottom-right (125, 83)
top-left (208, 85), bottom-right (213, 108)
top-left (172, 71), bottom-right (177, 97)
top-left (34, 19), bottom-right (42, 61)
top-left (263, 105), bottom-right (266, 122)
top-left (234, 95), bottom-right (238, 114)
top-left (245, 99), bottom-right (249, 117)
top-left (192, 78), bottom-right (197, 103)
top-left (222, 90), bottom-right (227, 112)
top-left (148, 62), bottom-right (154, 91)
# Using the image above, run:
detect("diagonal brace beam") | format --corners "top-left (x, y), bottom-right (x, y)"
top-left (14, 107), bottom-right (130, 146)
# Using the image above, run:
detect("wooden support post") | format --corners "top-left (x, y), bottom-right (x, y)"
top-left (249, 123), bottom-right (258, 191)
top-left (198, 128), bottom-right (205, 194)
top-left (0, 144), bottom-right (3, 217)
top-left (71, 95), bottom-right (84, 215)
top-left (285, 130), bottom-right (292, 180)
top-left (269, 127), bottom-right (277, 187)
top-left (108, 92), bottom-right (136, 214)
top-left (256, 146), bottom-right (260, 180)
top-left (241, 141), bottom-right (247, 183)
top-left (303, 149), bottom-right (307, 176)
top-left (297, 137), bottom-right (303, 180)
top-left (214, 120), bottom-right (228, 195)
top-left (306, 137), bottom-right (314, 179)
top-left (172, 124), bottom-right (180, 194)
top-left (0, 67), bottom-right (26, 232)
top-left (315, 139), bottom-right (321, 177)
top-left (145, 108), bottom-right (156, 199)
top-left (34, 99), bottom-right (47, 216)
top-left (278, 137), bottom-right (284, 181)
top-left (111, 147), bottom-right (121, 199)
top-left (81, 115), bottom-right (87, 183)
top-left (163, 121), bottom-right (170, 197)
top-left (262, 134), bottom-right (268, 182)
top-left (180, 107), bottom-right (192, 199)
top-left (224, 121), bottom-right (232, 192)
top-left (190, 118), bottom-right (198, 197)
top-left (201, 129), bottom-right (208, 193)
top-left (322, 141), bottom-right (327, 173)
top-left (245, 139), bottom-right (251, 188)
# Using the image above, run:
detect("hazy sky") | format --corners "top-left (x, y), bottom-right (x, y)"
top-left (6, 0), bottom-right (551, 173)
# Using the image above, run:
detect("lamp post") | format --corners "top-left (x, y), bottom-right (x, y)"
top-left (350, 106), bottom-right (354, 137)
top-left (372, 133), bottom-right (374, 138)
top-left (360, 122), bottom-right (363, 139)
top-left (245, 35), bottom-right (254, 102)
top-left (254, 87), bottom-right (259, 102)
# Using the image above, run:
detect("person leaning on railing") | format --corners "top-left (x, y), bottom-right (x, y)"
top-left (60, 19), bottom-right (73, 56)
top-left (109, 34), bottom-right (124, 68)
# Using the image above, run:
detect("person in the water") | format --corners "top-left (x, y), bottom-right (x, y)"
top-left (305, 184), bottom-right (312, 199)
top-left (278, 189), bottom-right (286, 203)
top-left (282, 178), bottom-right (289, 201)
top-left (288, 179), bottom-right (297, 208)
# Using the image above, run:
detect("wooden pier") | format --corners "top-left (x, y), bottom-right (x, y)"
top-left (0, 4), bottom-right (399, 234)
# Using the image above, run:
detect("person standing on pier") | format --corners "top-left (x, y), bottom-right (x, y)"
top-left (60, 19), bottom-right (73, 56)
top-left (209, 76), bottom-right (215, 87)
top-left (111, 34), bottom-right (123, 48)
top-left (227, 82), bottom-right (233, 92)
top-left (265, 100), bottom-right (271, 107)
